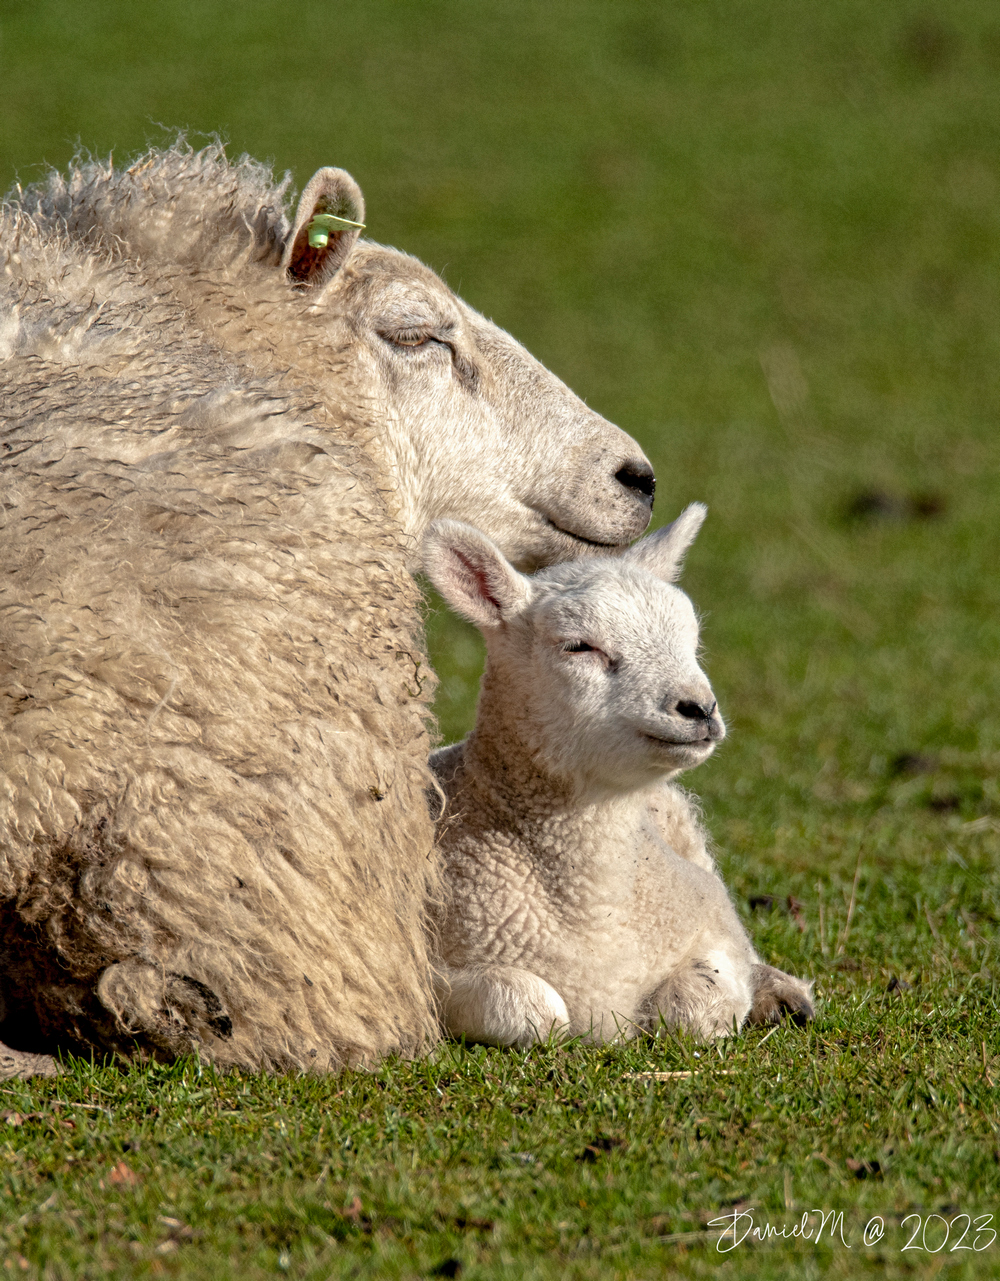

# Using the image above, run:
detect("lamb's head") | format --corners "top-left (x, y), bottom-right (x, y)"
top-left (424, 504), bottom-right (725, 796)
top-left (283, 168), bottom-right (655, 571)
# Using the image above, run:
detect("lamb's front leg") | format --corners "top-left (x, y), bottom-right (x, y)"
top-left (436, 964), bottom-right (569, 1049)
top-left (640, 955), bottom-right (816, 1039)
top-left (747, 964), bottom-right (815, 1027)
top-left (639, 945), bottom-right (755, 1040)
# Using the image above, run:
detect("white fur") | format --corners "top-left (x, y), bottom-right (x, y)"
top-left (435, 964), bottom-right (570, 1049)
top-left (425, 509), bottom-right (814, 1045)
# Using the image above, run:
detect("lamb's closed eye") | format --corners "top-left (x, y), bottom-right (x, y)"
top-left (560, 639), bottom-right (615, 670)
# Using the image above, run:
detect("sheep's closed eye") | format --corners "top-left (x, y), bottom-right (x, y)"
top-left (376, 325), bottom-right (479, 390)
top-left (379, 328), bottom-right (438, 349)
top-left (377, 317), bottom-right (459, 352)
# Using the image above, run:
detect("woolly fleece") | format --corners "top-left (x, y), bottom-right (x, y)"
top-left (0, 148), bottom-right (438, 1071)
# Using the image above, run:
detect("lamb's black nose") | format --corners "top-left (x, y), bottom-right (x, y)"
top-left (614, 460), bottom-right (655, 511)
top-left (673, 699), bottom-right (725, 742)
top-left (676, 699), bottom-right (716, 721)
top-left (706, 713), bottom-right (726, 741)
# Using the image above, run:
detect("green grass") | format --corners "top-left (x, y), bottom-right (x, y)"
top-left (4, 977), bottom-right (1000, 1279)
top-left (4, 0), bottom-right (1000, 1275)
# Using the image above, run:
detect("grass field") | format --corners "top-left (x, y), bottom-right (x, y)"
top-left (3, 1), bottom-right (1000, 1276)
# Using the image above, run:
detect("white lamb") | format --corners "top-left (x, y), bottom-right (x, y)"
top-left (424, 505), bottom-right (814, 1046)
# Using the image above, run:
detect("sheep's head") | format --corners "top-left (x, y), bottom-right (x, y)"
top-left (282, 167), bottom-right (655, 571)
top-left (424, 504), bottom-right (725, 796)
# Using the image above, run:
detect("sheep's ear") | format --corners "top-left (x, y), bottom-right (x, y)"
top-left (423, 520), bottom-right (531, 631)
top-left (283, 168), bottom-right (365, 288)
top-left (622, 503), bottom-right (707, 583)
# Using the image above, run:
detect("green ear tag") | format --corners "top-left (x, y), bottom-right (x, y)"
top-left (306, 212), bottom-right (366, 250)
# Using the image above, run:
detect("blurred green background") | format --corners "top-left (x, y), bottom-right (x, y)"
top-left (6, 6), bottom-right (1000, 1271)
top-left (4, 0), bottom-right (1000, 869)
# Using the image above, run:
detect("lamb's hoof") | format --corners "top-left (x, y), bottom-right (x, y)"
top-left (0, 1041), bottom-right (61, 1080)
top-left (748, 964), bottom-right (815, 1028)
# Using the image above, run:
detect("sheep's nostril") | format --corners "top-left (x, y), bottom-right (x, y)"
top-left (676, 699), bottom-right (716, 721)
top-left (615, 460), bottom-right (655, 509)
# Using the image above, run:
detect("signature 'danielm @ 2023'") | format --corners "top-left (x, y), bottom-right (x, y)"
top-left (707, 1209), bottom-right (997, 1253)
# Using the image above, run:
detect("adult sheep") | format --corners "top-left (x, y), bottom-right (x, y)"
top-left (0, 142), bottom-right (655, 1075)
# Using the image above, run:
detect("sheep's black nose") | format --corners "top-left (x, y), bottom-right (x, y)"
top-left (615, 460), bottom-right (655, 510)
top-left (676, 699), bottom-right (716, 721)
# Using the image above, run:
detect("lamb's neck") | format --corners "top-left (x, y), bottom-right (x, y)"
top-left (460, 676), bottom-right (640, 842)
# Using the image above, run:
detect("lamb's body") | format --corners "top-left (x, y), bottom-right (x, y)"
top-left (424, 512), bottom-right (814, 1045)
top-left (432, 744), bottom-right (757, 1039)
top-left (0, 142), bottom-right (655, 1072)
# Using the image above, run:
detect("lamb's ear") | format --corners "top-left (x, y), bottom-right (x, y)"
top-left (622, 502), bottom-right (707, 583)
top-left (283, 168), bottom-right (365, 288)
top-left (423, 520), bottom-right (531, 631)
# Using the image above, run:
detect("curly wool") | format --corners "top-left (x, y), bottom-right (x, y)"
top-left (0, 149), bottom-right (439, 1071)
